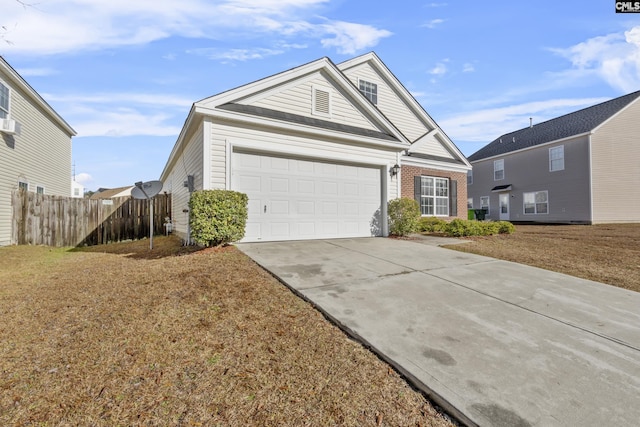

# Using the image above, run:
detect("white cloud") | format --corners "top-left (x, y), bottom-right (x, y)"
top-left (187, 47), bottom-right (285, 62)
top-left (550, 25), bottom-right (640, 93)
top-left (430, 59), bottom-right (449, 76)
top-left (422, 19), bottom-right (445, 29)
top-left (74, 172), bottom-right (93, 186)
top-left (74, 108), bottom-right (182, 137)
top-left (15, 67), bottom-right (57, 76)
top-left (440, 97), bottom-right (608, 142)
top-left (1, 0), bottom-right (390, 57)
top-left (44, 93), bottom-right (194, 107)
top-left (320, 21), bottom-right (392, 55)
top-left (43, 92), bottom-right (191, 138)
top-left (463, 63), bottom-right (475, 73)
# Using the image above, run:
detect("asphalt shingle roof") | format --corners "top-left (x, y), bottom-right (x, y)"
top-left (468, 90), bottom-right (640, 162)
top-left (217, 103), bottom-right (400, 142)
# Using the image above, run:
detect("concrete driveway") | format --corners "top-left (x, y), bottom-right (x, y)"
top-left (238, 237), bottom-right (640, 427)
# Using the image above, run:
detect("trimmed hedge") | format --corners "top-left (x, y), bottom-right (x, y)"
top-left (417, 216), bottom-right (447, 233)
top-left (189, 190), bottom-right (248, 247)
top-left (443, 219), bottom-right (515, 237)
top-left (388, 198), bottom-right (421, 236)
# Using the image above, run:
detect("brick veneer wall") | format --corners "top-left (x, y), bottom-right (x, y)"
top-left (400, 165), bottom-right (468, 220)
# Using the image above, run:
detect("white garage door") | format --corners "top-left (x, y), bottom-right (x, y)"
top-left (231, 151), bottom-right (382, 242)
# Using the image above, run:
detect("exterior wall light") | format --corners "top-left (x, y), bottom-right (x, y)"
top-left (390, 163), bottom-right (400, 177)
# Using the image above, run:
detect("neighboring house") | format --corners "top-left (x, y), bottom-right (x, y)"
top-left (467, 90), bottom-right (640, 224)
top-left (71, 180), bottom-right (85, 198)
top-left (89, 186), bottom-right (134, 199)
top-left (160, 52), bottom-right (470, 242)
top-left (0, 56), bottom-right (76, 246)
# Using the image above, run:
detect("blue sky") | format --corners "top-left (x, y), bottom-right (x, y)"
top-left (2, 0), bottom-right (639, 191)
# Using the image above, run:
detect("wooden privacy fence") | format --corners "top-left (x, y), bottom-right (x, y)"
top-left (11, 190), bottom-right (171, 247)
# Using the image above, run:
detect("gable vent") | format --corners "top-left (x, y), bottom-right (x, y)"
top-left (314, 88), bottom-right (330, 114)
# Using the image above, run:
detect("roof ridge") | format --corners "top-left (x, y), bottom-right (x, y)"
top-left (468, 90), bottom-right (640, 161)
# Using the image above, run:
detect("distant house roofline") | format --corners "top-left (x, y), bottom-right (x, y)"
top-left (468, 90), bottom-right (640, 162)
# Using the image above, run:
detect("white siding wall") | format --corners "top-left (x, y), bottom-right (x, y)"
top-left (0, 74), bottom-right (72, 246)
top-left (207, 121), bottom-right (400, 201)
top-left (591, 99), bottom-right (640, 223)
top-left (410, 133), bottom-right (455, 159)
top-left (248, 73), bottom-right (378, 131)
top-left (166, 124), bottom-right (204, 238)
top-left (341, 63), bottom-right (429, 142)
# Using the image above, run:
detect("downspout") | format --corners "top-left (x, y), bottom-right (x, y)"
top-left (588, 134), bottom-right (594, 224)
top-left (396, 151), bottom-right (402, 198)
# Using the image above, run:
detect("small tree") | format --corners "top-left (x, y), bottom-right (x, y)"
top-left (189, 190), bottom-right (248, 247)
top-left (388, 197), bottom-right (421, 237)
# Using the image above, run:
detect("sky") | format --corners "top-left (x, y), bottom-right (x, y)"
top-left (2, 0), bottom-right (640, 191)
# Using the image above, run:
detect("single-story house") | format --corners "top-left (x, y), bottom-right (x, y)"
top-left (467, 90), bottom-right (640, 224)
top-left (89, 186), bottom-right (134, 200)
top-left (160, 52), bottom-right (470, 242)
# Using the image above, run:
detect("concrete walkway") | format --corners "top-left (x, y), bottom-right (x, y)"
top-left (238, 237), bottom-right (640, 427)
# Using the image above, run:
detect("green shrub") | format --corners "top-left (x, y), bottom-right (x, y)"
top-left (418, 216), bottom-right (447, 233)
top-left (388, 198), bottom-right (421, 236)
top-left (189, 190), bottom-right (248, 247)
top-left (443, 219), bottom-right (515, 237)
top-left (496, 221), bottom-right (516, 234)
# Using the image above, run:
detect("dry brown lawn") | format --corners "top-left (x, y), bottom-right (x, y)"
top-left (444, 223), bottom-right (640, 293)
top-left (0, 236), bottom-right (453, 426)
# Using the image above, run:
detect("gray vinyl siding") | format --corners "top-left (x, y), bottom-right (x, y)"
top-left (468, 136), bottom-right (591, 223)
top-left (248, 73), bottom-right (377, 131)
top-left (591, 98), bottom-right (640, 223)
top-left (341, 63), bottom-right (429, 142)
top-left (0, 73), bottom-right (72, 246)
top-left (165, 125), bottom-right (204, 238)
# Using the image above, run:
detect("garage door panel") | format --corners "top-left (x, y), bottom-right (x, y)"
top-left (232, 151), bottom-right (382, 242)
top-left (297, 179), bottom-right (315, 193)
top-left (297, 201), bottom-right (315, 215)
top-left (297, 222), bottom-right (316, 236)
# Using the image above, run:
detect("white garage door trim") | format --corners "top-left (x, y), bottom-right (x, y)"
top-left (230, 148), bottom-right (387, 242)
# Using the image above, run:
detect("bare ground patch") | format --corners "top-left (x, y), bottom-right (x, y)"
top-left (0, 236), bottom-right (453, 426)
top-left (444, 224), bottom-right (640, 293)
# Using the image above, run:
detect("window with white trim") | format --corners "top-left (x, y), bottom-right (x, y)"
top-left (418, 176), bottom-right (449, 216)
top-left (18, 181), bottom-right (28, 191)
top-left (36, 186), bottom-right (45, 194)
top-left (523, 190), bottom-right (548, 214)
top-left (312, 86), bottom-right (331, 116)
top-left (549, 145), bottom-right (564, 171)
top-left (467, 170), bottom-right (473, 185)
top-left (358, 79), bottom-right (378, 105)
top-left (494, 159), bottom-right (504, 180)
top-left (480, 196), bottom-right (489, 211)
top-left (0, 81), bottom-right (9, 119)
top-left (467, 198), bottom-right (473, 209)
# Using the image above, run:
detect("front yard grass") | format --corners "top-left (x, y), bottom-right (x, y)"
top-left (444, 223), bottom-right (640, 293)
top-left (0, 236), bottom-right (453, 426)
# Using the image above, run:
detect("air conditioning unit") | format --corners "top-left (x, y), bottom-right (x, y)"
top-left (1, 119), bottom-right (16, 134)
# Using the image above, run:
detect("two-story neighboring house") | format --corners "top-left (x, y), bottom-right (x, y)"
top-left (160, 52), bottom-right (470, 243)
top-left (0, 56), bottom-right (76, 246)
top-left (467, 91), bottom-right (640, 224)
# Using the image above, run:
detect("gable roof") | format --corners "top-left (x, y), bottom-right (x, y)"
top-left (217, 103), bottom-right (399, 141)
top-left (468, 90), bottom-right (640, 162)
top-left (0, 56), bottom-right (76, 136)
top-left (161, 55), bottom-right (412, 180)
top-left (337, 52), bottom-right (471, 169)
top-left (90, 186), bottom-right (133, 199)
